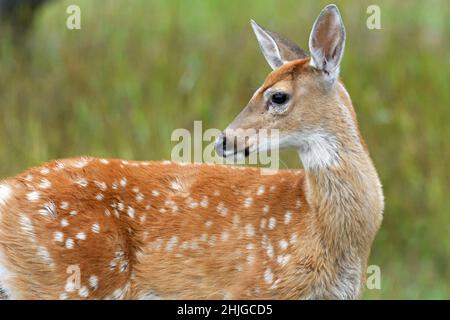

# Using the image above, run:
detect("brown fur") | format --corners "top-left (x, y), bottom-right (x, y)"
top-left (0, 12), bottom-right (384, 298)
top-left (0, 57), bottom-right (383, 300)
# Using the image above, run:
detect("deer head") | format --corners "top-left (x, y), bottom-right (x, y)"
top-left (215, 5), bottom-right (349, 169)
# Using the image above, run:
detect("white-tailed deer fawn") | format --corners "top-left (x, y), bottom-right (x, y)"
top-left (0, 5), bottom-right (383, 299)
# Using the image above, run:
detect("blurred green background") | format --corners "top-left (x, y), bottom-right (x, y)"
top-left (0, 0), bottom-right (448, 299)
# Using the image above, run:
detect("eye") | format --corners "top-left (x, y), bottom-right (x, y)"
top-left (271, 92), bottom-right (289, 105)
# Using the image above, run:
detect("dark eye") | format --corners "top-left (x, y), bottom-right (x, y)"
top-left (271, 92), bottom-right (289, 105)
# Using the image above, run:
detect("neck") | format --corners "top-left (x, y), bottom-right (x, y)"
top-left (298, 94), bottom-right (383, 255)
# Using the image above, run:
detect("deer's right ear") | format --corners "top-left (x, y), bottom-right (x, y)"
top-left (308, 5), bottom-right (346, 83)
top-left (251, 20), bottom-right (307, 70)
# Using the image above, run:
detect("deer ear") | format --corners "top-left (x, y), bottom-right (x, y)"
top-left (309, 4), bottom-right (346, 83)
top-left (251, 20), bottom-right (307, 70)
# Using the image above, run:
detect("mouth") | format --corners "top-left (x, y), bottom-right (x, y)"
top-left (220, 145), bottom-right (250, 159)
top-left (215, 133), bottom-right (254, 160)
top-left (221, 145), bottom-right (252, 161)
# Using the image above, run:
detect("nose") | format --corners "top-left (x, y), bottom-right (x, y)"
top-left (215, 133), bottom-right (227, 158)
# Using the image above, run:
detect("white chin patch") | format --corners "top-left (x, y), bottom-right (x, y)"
top-left (297, 131), bottom-right (340, 169)
top-left (0, 184), bottom-right (11, 208)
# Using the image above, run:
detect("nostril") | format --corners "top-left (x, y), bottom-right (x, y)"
top-left (215, 134), bottom-right (227, 157)
top-left (222, 135), bottom-right (227, 151)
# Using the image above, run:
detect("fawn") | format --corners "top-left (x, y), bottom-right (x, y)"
top-left (0, 4), bottom-right (383, 299)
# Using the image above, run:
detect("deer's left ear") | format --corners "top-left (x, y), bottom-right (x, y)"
top-left (309, 4), bottom-right (346, 84)
top-left (251, 20), bottom-right (307, 70)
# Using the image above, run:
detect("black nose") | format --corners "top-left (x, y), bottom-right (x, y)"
top-left (215, 133), bottom-right (227, 157)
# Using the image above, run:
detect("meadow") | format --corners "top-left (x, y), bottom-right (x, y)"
top-left (0, 0), bottom-right (448, 299)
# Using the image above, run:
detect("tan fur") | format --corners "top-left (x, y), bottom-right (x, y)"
top-left (0, 12), bottom-right (383, 299)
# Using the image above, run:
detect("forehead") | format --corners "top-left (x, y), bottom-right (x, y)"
top-left (261, 58), bottom-right (311, 91)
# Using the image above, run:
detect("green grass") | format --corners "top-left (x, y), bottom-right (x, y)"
top-left (0, 0), bottom-right (448, 299)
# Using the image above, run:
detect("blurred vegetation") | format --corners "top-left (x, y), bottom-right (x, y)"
top-left (0, 0), bottom-right (448, 299)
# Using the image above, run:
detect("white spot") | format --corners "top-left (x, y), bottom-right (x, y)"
top-left (91, 223), bottom-right (100, 233)
top-left (112, 181), bottom-right (119, 190)
top-left (38, 179), bottom-right (51, 189)
top-left (284, 211), bottom-right (292, 224)
top-left (117, 202), bottom-right (125, 211)
top-left (279, 239), bottom-right (288, 250)
top-left (59, 293), bottom-right (68, 300)
top-left (170, 179), bottom-right (184, 192)
top-left (60, 201), bottom-right (69, 210)
top-left (100, 159), bottom-right (109, 164)
top-left (26, 191), bottom-right (40, 202)
top-left (40, 168), bottom-right (50, 175)
top-left (65, 238), bottom-right (74, 249)
top-left (120, 178), bottom-right (127, 187)
top-left (246, 243), bottom-right (255, 250)
top-left (247, 255), bottom-right (255, 264)
top-left (127, 206), bottom-right (135, 219)
top-left (110, 282), bottom-right (131, 299)
top-left (76, 232), bottom-right (86, 240)
top-left (260, 218), bottom-right (267, 229)
top-left (135, 193), bottom-right (144, 202)
top-left (296, 200), bottom-right (301, 208)
top-left (95, 193), bottom-right (104, 201)
top-left (268, 217), bottom-right (276, 230)
top-left (205, 220), bottom-right (213, 228)
top-left (39, 201), bottom-right (57, 219)
top-left (74, 158), bottom-right (89, 169)
top-left (89, 275), bottom-right (98, 289)
top-left (37, 246), bottom-right (54, 267)
top-left (94, 181), bottom-right (107, 191)
top-left (61, 218), bottom-right (69, 227)
top-left (75, 178), bottom-right (88, 188)
top-left (244, 224), bottom-right (255, 237)
top-left (55, 161), bottom-right (65, 170)
top-left (165, 199), bottom-right (179, 213)
top-left (243, 197), bottom-right (253, 208)
top-left (20, 215), bottom-right (35, 239)
top-left (264, 268), bottom-right (274, 284)
top-left (78, 286), bottom-right (89, 298)
top-left (277, 254), bottom-right (291, 267)
top-left (69, 210), bottom-right (77, 216)
top-left (120, 260), bottom-right (129, 272)
top-left (200, 196), bottom-right (209, 208)
top-left (186, 197), bottom-right (198, 209)
top-left (216, 202), bottom-right (228, 216)
top-left (263, 205), bottom-right (270, 214)
top-left (166, 236), bottom-right (178, 251)
top-left (54, 231), bottom-right (64, 242)
top-left (256, 185), bottom-right (265, 196)
top-left (221, 231), bottom-right (230, 241)
top-left (290, 233), bottom-right (298, 244)
top-left (24, 175), bottom-right (33, 182)
top-left (213, 190), bottom-right (220, 196)
top-left (152, 190), bottom-right (160, 197)
top-left (266, 243), bottom-right (274, 258)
